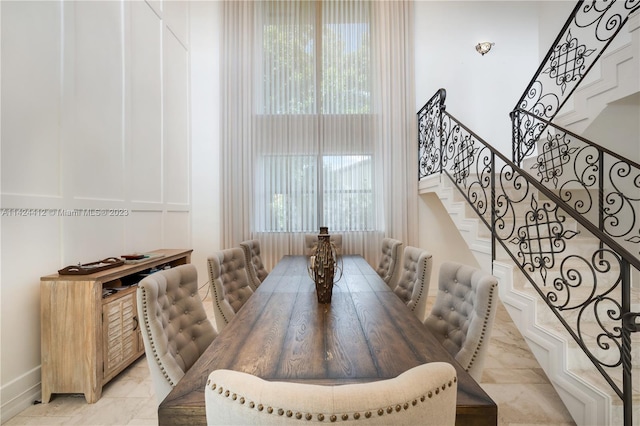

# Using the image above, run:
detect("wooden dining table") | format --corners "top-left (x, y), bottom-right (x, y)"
top-left (158, 255), bottom-right (497, 425)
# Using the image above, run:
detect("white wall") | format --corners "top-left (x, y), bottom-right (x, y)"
top-left (190, 1), bottom-right (223, 283)
top-left (0, 0), bottom-right (191, 420)
top-left (418, 191), bottom-right (482, 299)
top-left (414, 1), bottom-right (541, 154)
top-left (583, 93), bottom-right (640, 163)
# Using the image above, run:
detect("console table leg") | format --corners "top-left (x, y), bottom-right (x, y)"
top-left (84, 386), bottom-right (101, 404)
top-left (41, 386), bottom-right (51, 404)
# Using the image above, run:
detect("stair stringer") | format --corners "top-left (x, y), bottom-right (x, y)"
top-left (419, 173), bottom-right (614, 426)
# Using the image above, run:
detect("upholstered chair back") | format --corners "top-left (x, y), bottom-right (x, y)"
top-left (205, 362), bottom-right (457, 425)
top-left (424, 261), bottom-right (499, 382)
top-left (375, 238), bottom-right (402, 288)
top-left (239, 239), bottom-right (268, 290)
top-left (393, 246), bottom-right (432, 321)
top-left (304, 234), bottom-right (343, 256)
top-left (207, 248), bottom-right (255, 332)
top-left (137, 264), bottom-right (217, 405)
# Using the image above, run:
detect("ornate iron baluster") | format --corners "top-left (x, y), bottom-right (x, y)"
top-left (513, 109), bottom-right (640, 258)
top-left (417, 89), bottom-right (446, 179)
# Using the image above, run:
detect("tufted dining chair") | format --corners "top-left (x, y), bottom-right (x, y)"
top-left (423, 261), bottom-right (499, 382)
top-left (393, 246), bottom-right (432, 321)
top-left (204, 362), bottom-right (457, 425)
top-left (239, 239), bottom-right (268, 291)
top-left (304, 233), bottom-right (343, 256)
top-left (207, 248), bottom-right (255, 332)
top-left (375, 238), bottom-right (403, 288)
top-left (137, 264), bottom-right (217, 405)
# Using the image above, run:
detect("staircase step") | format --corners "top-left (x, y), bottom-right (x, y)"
top-left (506, 264), bottom-right (640, 384)
top-left (496, 263), bottom-right (640, 425)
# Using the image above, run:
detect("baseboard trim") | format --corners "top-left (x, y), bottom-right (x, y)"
top-left (1, 366), bottom-right (42, 423)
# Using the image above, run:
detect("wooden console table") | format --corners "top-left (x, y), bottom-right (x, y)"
top-left (40, 248), bottom-right (192, 403)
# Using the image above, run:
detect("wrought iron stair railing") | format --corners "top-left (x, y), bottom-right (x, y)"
top-left (418, 88), bottom-right (640, 425)
top-left (512, 107), bottom-right (640, 259)
top-left (513, 0), bottom-right (640, 164)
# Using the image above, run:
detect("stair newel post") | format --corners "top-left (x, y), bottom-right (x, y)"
top-left (510, 110), bottom-right (521, 167)
top-left (490, 151), bottom-right (496, 266)
top-left (438, 88), bottom-right (446, 175)
top-left (598, 149), bottom-right (605, 255)
top-left (621, 259), bottom-right (633, 426)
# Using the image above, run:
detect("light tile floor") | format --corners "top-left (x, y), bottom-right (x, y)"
top-left (5, 295), bottom-right (576, 426)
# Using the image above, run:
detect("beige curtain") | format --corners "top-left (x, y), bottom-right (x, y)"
top-left (221, 0), bottom-right (416, 269)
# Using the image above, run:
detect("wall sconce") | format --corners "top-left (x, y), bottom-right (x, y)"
top-left (475, 41), bottom-right (494, 56)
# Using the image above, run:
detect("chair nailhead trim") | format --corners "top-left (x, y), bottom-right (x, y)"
top-left (139, 287), bottom-right (176, 387)
top-left (208, 262), bottom-right (230, 325)
top-left (209, 376), bottom-right (457, 422)
top-left (411, 255), bottom-right (428, 312)
top-left (466, 283), bottom-right (497, 372)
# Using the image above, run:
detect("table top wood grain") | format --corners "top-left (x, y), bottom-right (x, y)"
top-left (158, 255), bottom-right (497, 425)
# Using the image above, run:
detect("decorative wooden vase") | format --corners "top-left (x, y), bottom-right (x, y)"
top-left (309, 227), bottom-right (337, 304)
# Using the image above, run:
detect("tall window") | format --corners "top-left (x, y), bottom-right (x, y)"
top-left (222, 0), bottom-right (415, 266)
top-left (257, 154), bottom-right (373, 232)
top-left (255, 0), bottom-right (374, 232)
top-left (258, 1), bottom-right (370, 115)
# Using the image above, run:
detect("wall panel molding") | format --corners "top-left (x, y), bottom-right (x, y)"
top-left (163, 26), bottom-right (190, 206)
top-left (0, 0), bottom-right (191, 421)
top-left (1, 1), bottom-right (62, 197)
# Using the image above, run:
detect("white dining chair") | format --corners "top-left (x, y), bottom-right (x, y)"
top-left (393, 246), bottom-right (432, 322)
top-left (207, 248), bottom-right (255, 332)
top-left (205, 362), bottom-right (457, 425)
top-left (239, 239), bottom-right (268, 290)
top-left (424, 261), bottom-right (499, 382)
top-left (137, 264), bottom-right (217, 405)
top-left (375, 237), bottom-right (402, 288)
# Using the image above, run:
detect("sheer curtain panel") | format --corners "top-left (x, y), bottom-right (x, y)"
top-left (221, 0), bottom-right (416, 269)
